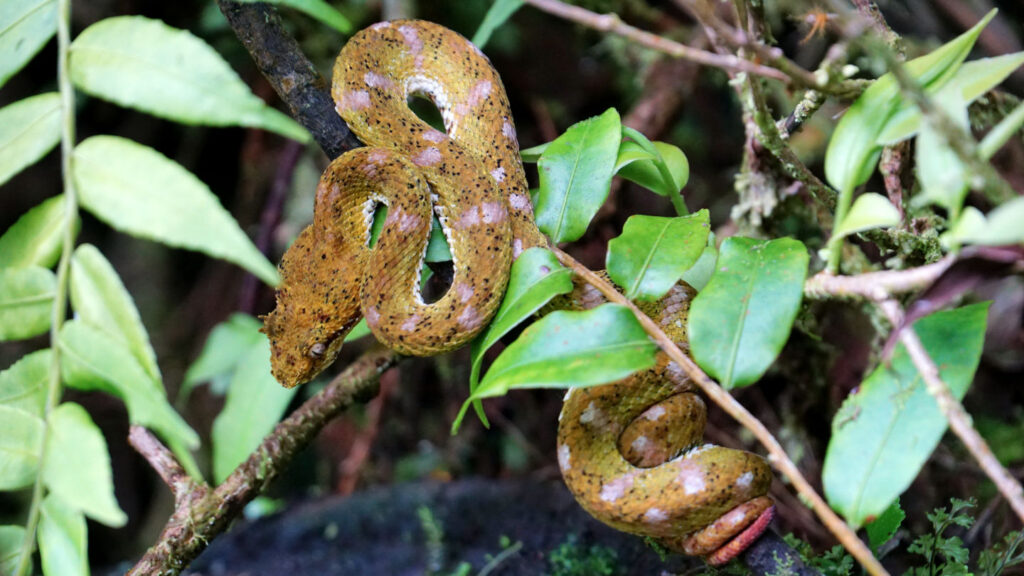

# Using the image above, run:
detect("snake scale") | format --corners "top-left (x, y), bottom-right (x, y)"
top-left (262, 20), bottom-right (774, 565)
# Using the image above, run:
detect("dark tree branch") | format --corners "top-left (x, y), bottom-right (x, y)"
top-left (216, 0), bottom-right (362, 159)
top-left (129, 346), bottom-right (398, 575)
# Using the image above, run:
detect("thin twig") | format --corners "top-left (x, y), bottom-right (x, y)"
top-left (128, 346), bottom-right (399, 576)
top-left (549, 245), bottom-right (890, 576)
top-left (878, 300), bottom-right (1024, 525)
top-left (129, 427), bottom-right (201, 507)
top-left (522, 0), bottom-right (792, 83)
top-left (803, 257), bottom-right (954, 301)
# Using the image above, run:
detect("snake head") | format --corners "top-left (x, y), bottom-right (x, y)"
top-left (262, 226), bottom-right (362, 388)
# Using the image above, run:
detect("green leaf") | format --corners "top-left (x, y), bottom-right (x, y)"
top-left (867, 499), bottom-right (905, 555)
top-left (825, 9), bottom-right (994, 193)
top-left (38, 495), bottom-right (87, 576)
top-left (832, 193), bottom-right (901, 239)
top-left (0, 92), bottom-right (60, 187)
top-left (74, 135), bottom-right (279, 286)
top-left (980, 100), bottom-right (1024, 160)
top-left (913, 90), bottom-right (970, 215)
top-left (59, 319), bottom-right (201, 476)
top-left (519, 141), bottom-right (549, 163)
top-left (344, 318), bottom-right (371, 342)
top-left (952, 196), bottom-right (1024, 246)
top-left (535, 108), bottom-right (621, 243)
top-left (467, 303), bottom-right (657, 405)
top-left (689, 237), bottom-right (809, 389)
top-left (613, 140), bottom-right (656, 171)
top-left (458, 247), bottom-right (573, 432)
top-left (472, 0), bottom-right (523, 49)
top-left (0, 349), bottom-right (50, 416)
top-left (0, 525), bottom-right (28, 576)
top-left (617, 139), bottom-right (690, 198)
top-left (0, 0), bottom-right (56, 89)
top-left (69, 16), bottom-right (309, 141)
top-left (0, 265), bottom-right (55, 341)
top-left (0, 195), bottom-right (76, 270)
top-left (212, 337), bottom-right (297, 484)
top-left (680, 231), bottom-right (717, 292)
top-left (0, 404), bottom-right (43, 490)
top-left (232, 0), bottom-right (352, 33)
top-left (43, 402), bottom-right (127, 527)
top-left (426, 215), bottom-right (452, 263)
top-left (942, 205), bottom-right (986, 249)
top-left (822, 303), bottom-right (988, 529)
top-left (70, 244), bottom-right (161, 382)
top-left (877, 52), bottom-right (1024, 146)
top-left (182, 313), bottom-right (264, 400)
top-left (606, 211), bottom-right (709, 302)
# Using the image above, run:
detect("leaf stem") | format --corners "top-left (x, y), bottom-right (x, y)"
top-left (15, 0), bottom-right (78, 572)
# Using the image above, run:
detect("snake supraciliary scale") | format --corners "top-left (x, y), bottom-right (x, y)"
top-left (262, 19), bottom-right (775, 564)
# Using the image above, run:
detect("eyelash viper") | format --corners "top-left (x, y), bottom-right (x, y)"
top-left (262, 19), bottom-right (775, 565)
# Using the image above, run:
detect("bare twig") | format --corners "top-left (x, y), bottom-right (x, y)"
top-left (878, 300), bottom-right (1024, 525)
top-left (128, 346), bottom-right (399, 576)
top-left (850, 0), bottom-right (902, 53)
top-left (803, 257), bottom-right (954, 301)
top-left (129, 427), bottom-right (202, 507)
top-left (549, 245), bottom-right (890, 576)
top-left (522, 0), bottom-right (794, 84)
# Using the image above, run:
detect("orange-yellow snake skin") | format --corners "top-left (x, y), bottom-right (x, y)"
top-left (263, 19), bottom-right (774, 564)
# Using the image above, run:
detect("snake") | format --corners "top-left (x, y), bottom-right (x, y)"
top-left (262, 19), bottom-right (775, 565)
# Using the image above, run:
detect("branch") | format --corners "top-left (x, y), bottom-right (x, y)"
top-left (548, 245), bottom-right (890, 576)
top-left (522, 0), bottom-right (805, 86)
top-left (878, 300), bottom-right (1024, 525)
top-left (129, 427), bottom-right (203, 508)
top-left (216, 0), bottom-right (361, 159)
top-left (128, 346), bottom-right (399, 576)
top-left (803, 257), bottom-right (954, 301)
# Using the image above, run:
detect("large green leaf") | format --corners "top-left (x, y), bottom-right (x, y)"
top-left (181, 312), bottom-right (264, 400)
top-left (689, 237), bottom-right (808, 389)
top-left (824, 10), bottom-right (994, 194)
top-left (0, 265), bottom-right (55, 341)
top-left (0, 92), bottom-right (60, 187)
top-left (468, 304), bottom-right (657, 403)
top-left (59, 320), bottom-right (200, 476)
top-left (606, 210), bottom-right (709, 302)
top-left (472, 0), bottom-right (524, 49)
top-left (0, 195), bottom-right (76, 270)
top-left (535, 108), bottom-right (621, 243)
top-left (70, 244), bottom-right (161, 382)
top-left (0, 524), bottom-right (28, 576)
top-left (38, 495), bottom-right (87, 576)
top-left (43, 402), bottom-right (127, 527)
top-left (232, 0), bottom-right (352, 33)
top-left (69, 16), bottom-right (308, 141)
top-left (823, 303), bottom-right (988, 529)
top-left (0, 349), bottom-right (50, 416)
top-left (459, 247), bottom-right (573, 432)
top-left (0, 0), bottom-right (56, 89)
top-left (914, 90), bottom-right (969, 214)
top-left (0, 404), bottom-right (44, 490)
top-left (211, 338), bottom-right (296, 484)
top-left (74, 135), bottom-right (279, 286)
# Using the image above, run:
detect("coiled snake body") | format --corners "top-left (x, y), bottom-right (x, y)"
top-left (263, 20), bottom-right (774, 565)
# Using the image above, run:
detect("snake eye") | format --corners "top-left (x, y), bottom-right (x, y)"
top-left (309, 343), bottom-right (327, 358)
